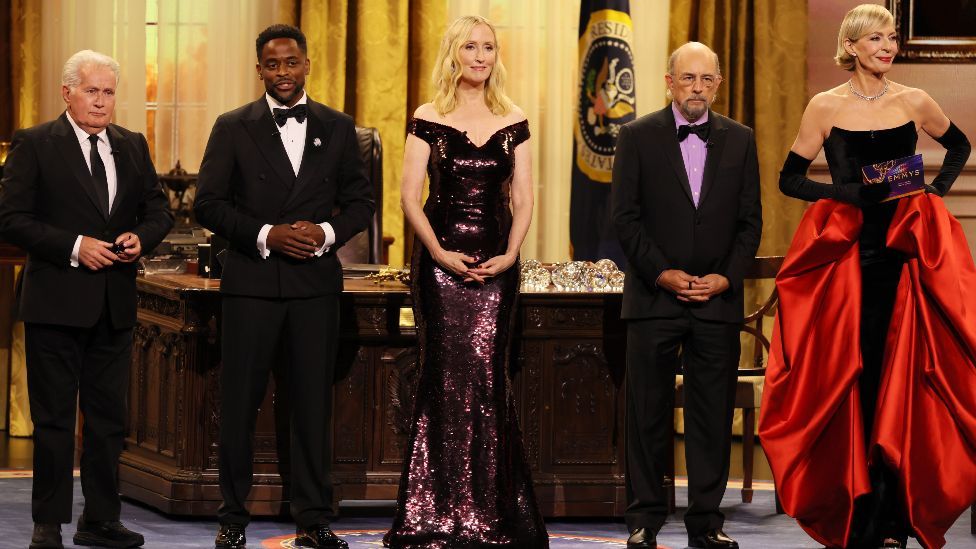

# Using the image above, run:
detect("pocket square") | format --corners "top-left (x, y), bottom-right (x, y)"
top-left (313, 137), bottom-right (322, 147)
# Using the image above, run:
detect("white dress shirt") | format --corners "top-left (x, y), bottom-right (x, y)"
top-left (256, 92), bottom-right (335, 259)
top-left (66, 111), bottom-right (118, 268)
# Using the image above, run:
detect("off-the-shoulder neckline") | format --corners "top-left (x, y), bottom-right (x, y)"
top-left (412, 118), bottom-right (528, 148)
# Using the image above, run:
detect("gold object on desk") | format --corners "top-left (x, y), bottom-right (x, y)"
top-left (364, 267), bottom-right (411, 284)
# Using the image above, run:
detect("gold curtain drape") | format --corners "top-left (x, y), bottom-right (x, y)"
top-left (1, 0), bottom-right (12, 139)
top-left (4, 0), bottom-right (41, 437)
top-left (669, 1), bottom-right (808, 438)
top-left (300, 0), bottom-right (446, 267)
top-left (5, 273), bottom-right (29, 437)
top-left (669, 0), bottom-right (808, 257)
top-left (11, 0), bottom-right (41, 130)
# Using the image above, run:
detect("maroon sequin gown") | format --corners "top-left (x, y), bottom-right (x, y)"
top-left (384, 118), bottom-right (548, 549)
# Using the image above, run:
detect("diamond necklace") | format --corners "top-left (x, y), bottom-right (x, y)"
top-left (848, 78), bottom-right (889, 101)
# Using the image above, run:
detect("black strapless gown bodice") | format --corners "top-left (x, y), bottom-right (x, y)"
top-left (823, 121), bottom-right (918, 262)
top-left (824, 122), bottom-right (918, 544)
top-left (384, 118), bottom-right (548, 548)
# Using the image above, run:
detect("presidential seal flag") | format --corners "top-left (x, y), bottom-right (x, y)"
top-left (571, 0), bottom-right (635, 263)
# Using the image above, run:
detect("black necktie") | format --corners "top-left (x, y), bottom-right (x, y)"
top-left (677, 121), bottom-right (711, 142)
top-left (88, 134), bottom-right (110, 215)
top-left (273, 104), bottom-right (308, 127)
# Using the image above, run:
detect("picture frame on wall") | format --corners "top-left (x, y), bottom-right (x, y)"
top-left (889, 0), bottom-right (976, 62)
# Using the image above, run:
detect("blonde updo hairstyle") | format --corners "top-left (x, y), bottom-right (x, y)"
top-left (834, 4), bottom-right (895, 71)
top-left (432, 15), bottom-right (513, 116)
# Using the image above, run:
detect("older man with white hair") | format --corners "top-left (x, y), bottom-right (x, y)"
top-left (0, 49), bottom-right (172, 548)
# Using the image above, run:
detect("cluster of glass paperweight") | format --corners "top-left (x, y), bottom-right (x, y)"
top-left (519, 259), bottom-right (624, 292)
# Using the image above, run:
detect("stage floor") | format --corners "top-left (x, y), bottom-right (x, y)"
top-left (0, 474), bottom-right (971, 548)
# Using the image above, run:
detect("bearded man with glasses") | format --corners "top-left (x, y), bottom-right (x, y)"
top-left (610, 41), bottom-right (762, 549)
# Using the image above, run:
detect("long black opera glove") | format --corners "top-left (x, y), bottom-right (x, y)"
top-left (779, 151), bottom-right (890, 206)
top-left (926, 121), bottom-right (971, 196)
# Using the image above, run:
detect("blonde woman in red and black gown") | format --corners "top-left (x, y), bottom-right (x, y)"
top-left (759, 4), bottom-right (975, 549)
top-left (383, 15), bottom-right (548, 549)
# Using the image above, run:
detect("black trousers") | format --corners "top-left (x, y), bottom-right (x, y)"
top-left (624, 312), bottom-right (740, 536)
top-left (849, 257), bottom-right (910, 546)
top-left (218, 294), bottom-right (339, 529)
top-left (25, 312), bottom-right (132, 524)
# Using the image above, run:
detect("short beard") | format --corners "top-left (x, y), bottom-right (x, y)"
top-left (268, 83), bottom-right (304, 107)
top-left (679, 98), bottom-right (709, 123)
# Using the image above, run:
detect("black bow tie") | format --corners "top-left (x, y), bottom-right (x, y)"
top-left (273, 104), bottom-right (308, 127)
top-left (677, 121), bottom-right (711, 142)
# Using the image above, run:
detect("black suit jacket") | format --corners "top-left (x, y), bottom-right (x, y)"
top-left (0, 113), bottom-right (174, 328)
top-left (193, 98), bottom-right (374, 298)
top-left (611, 106), bottom-right (762, 322)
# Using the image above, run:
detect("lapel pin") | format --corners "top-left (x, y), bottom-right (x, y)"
top-left (313, 138), bottom-right (322, 147)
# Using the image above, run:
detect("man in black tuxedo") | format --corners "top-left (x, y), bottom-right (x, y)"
top-left (0, 50), bottom-right (173, 549)
top-left (194, 24), bottom-right (373, 549)
top-left (611, 42), bottom-right (762, 549)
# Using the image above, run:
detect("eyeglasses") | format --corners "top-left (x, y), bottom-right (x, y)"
top-left (673, 74), bottom-right (721, 89)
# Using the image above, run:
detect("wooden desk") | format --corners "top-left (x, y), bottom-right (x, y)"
top-left (120, 274), bottom-right (626, 517)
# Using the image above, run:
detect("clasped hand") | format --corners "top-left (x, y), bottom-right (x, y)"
top-left (433, 248), bottom-right (516, 284)
top-left (79, 233), bottom-right (142, 271)
top-left (657, 269), bottom-right (729, 302)
top-left (267, 221), bottom-right (325, 260)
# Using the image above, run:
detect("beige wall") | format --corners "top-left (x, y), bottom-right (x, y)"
top-left (808, 0), bottom-right (976, 257)
top-left (632, 0), bottom-right (672, 116)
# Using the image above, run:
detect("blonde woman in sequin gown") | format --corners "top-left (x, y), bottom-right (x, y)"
top-left (383, 15), bottom-right (548, 549)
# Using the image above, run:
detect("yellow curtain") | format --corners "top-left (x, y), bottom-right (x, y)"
top-left (670, 0), bottom-right (808, 331)
top-left (301, 0), bottom-right (446, 268)
top-left (669, 0), bottom-right (808, 345)
top-left (6, 0), bottom-right (41, 437)
top-left (11, 0), bottom-right (41, 130)
top-left (669, 0), bottom-right (808, 257)
top-left (7, 279), bottom-right (31, 437)
top-left (1, 1), bottom-right (11, 139)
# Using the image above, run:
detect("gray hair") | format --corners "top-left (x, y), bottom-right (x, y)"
top-left (62, 50), bottom-right (121, 88)
top-left (667, 42), bottom-right (722, 76)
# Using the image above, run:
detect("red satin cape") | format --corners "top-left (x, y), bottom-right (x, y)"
top-left (758, 196), bottom-right (976, 548)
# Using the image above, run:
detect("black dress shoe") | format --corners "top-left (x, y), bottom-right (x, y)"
top-left (73, 517), bottom-right (144, 548)
top-left (627, 527), bottom-right (657, 548)
top-left (295, 524), bottom-right (349, 548)
top-left (688, 529), bottom-right (739, 549)
top-left (30, 523), bottom-right (63, 549)
top-left (215, 524), bottom-right (247, 548)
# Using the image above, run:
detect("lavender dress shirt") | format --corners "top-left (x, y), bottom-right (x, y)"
top-left (672, 102), bottom-right (709, 208)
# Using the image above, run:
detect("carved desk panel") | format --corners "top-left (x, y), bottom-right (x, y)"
top-left (120, 275), bottom-right (625, 517)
